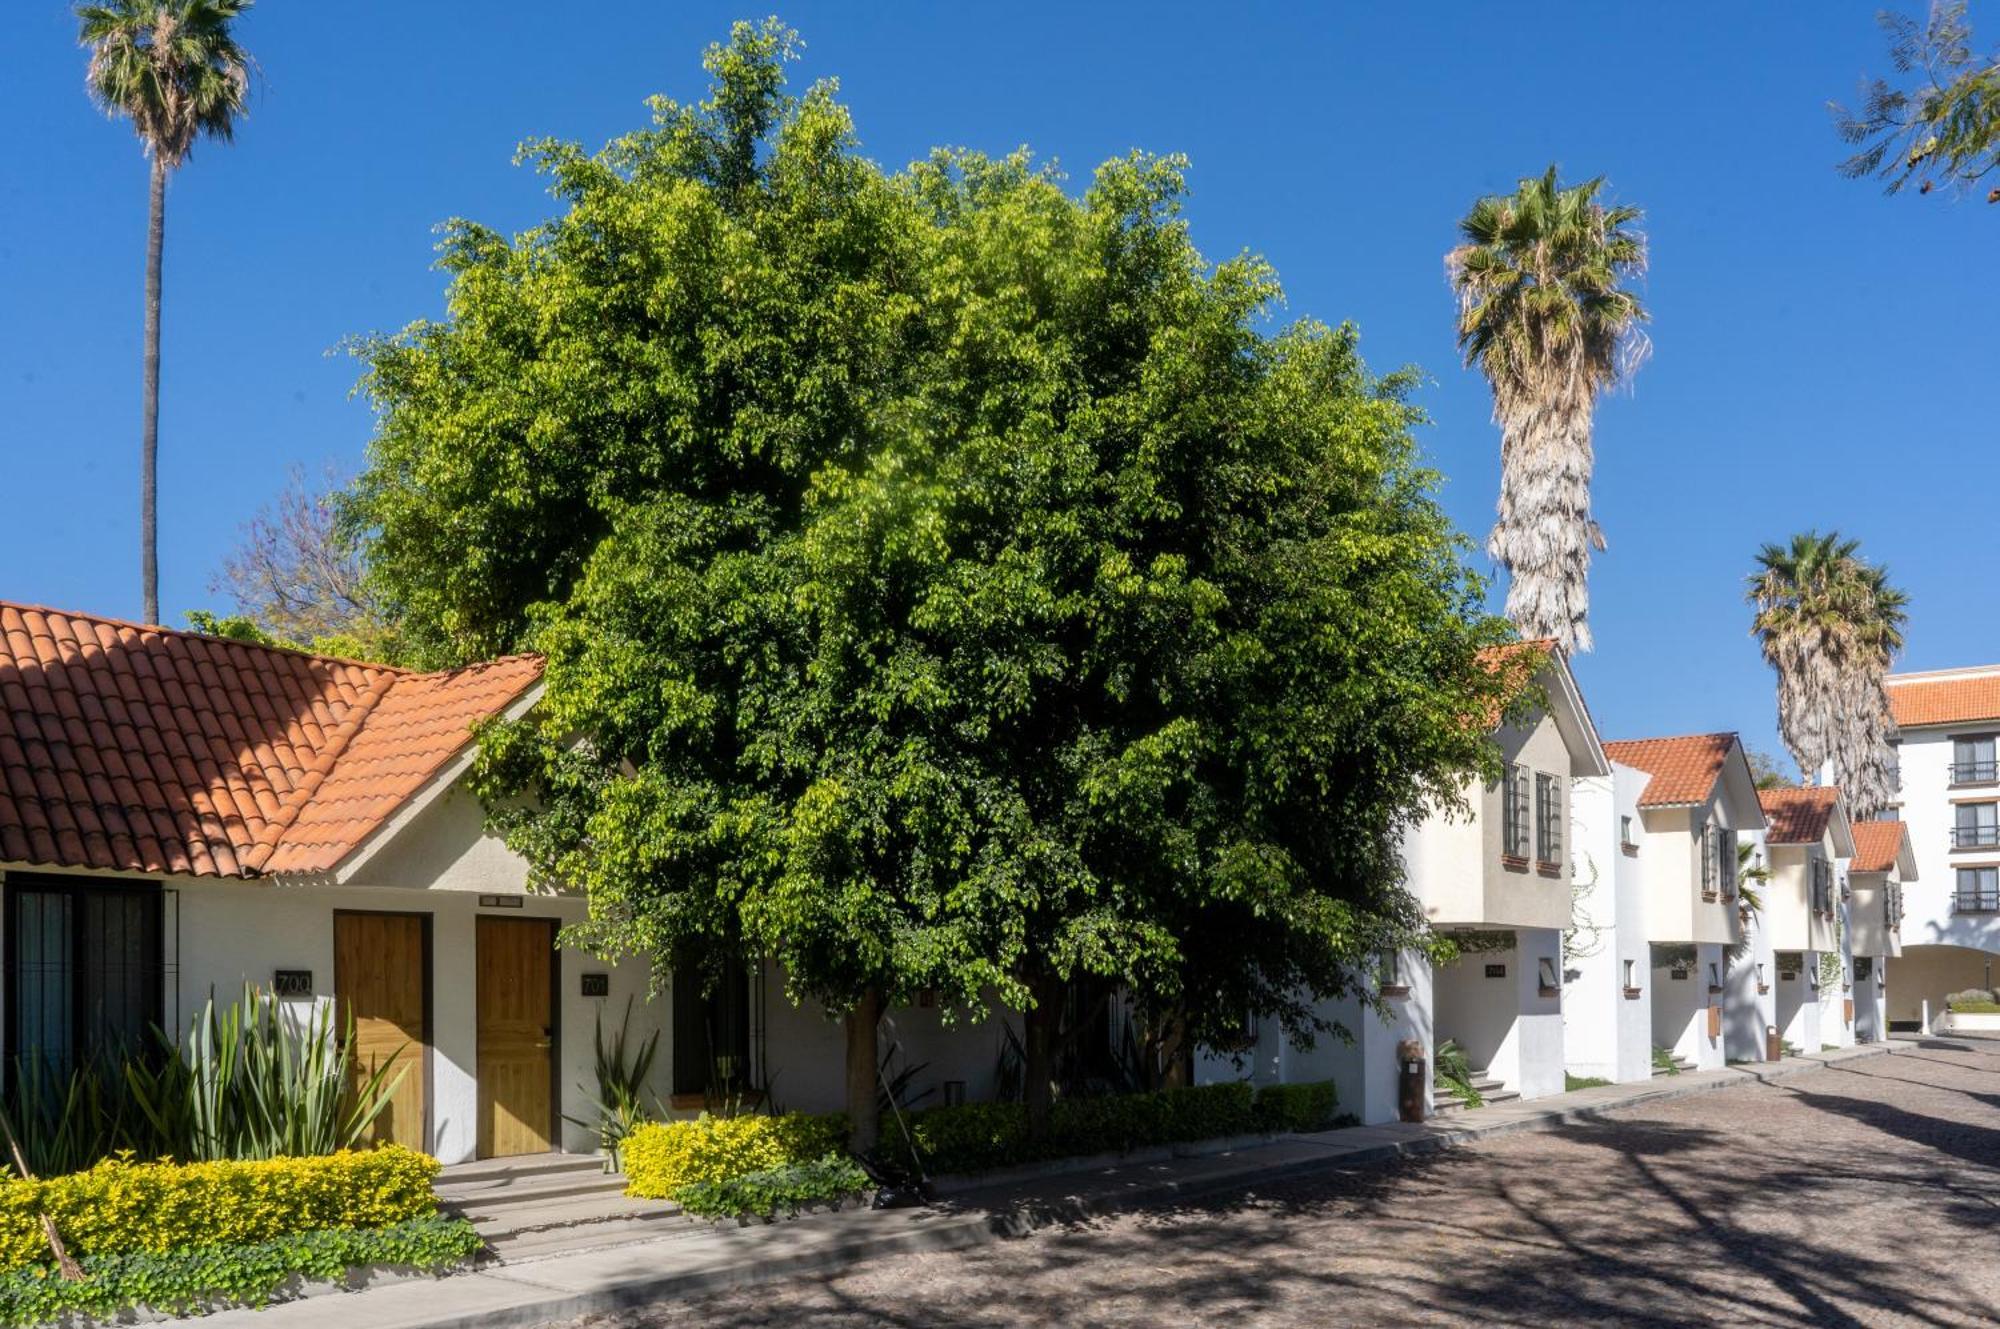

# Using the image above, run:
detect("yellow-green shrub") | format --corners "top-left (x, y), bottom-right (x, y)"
top-left (623, 1113), bottom-right (846, 1199)
top-left (0, 1146), bottom-right (439, 1272)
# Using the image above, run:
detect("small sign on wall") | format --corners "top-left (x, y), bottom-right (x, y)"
top-left (273, 969), bottom-right (313, 998)
top-left (1484, 963), bottom-right (1507, 979)
top-left (580, 972), bottom-right (610, 998)
top-left (478, 895), bottom-right (525, 909)
top-left (1670, 967), bottom-right (1689, 981)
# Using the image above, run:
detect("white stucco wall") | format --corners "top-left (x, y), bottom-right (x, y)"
top-left (1432, 931), bottom-right (1563, 1100)
top-left (172, 876), bottom-right (665, 1165)
top-left (1566, 766), bottom-right (1653, 1083)
top-left (1724, 830), bottom-right (1778, 1063)
top-left (1651, 941), bottom-right (1724, 1071)
top-left (1891, 724), bottom-right (2000, 955)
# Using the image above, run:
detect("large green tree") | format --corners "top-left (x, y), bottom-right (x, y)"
top-left (349, 20), bottom-right (1513, 1150)
top-left (1836, 1), bottom-right (1999, 206)
top-left (1447, 167), bottom-right (1649, 655)
top-left (78, 0), bottom-right (254, 627)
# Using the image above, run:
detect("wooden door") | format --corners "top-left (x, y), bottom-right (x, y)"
top-left (333, 912), bottom-right (429, 1151)
top-left (477, 917), bottom-right (557, 1158)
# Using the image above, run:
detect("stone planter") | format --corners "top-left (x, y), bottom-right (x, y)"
top-left (1944, 1010), bottom-right (2000, 1033)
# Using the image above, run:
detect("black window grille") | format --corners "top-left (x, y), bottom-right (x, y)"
top-left (1535, 773), bottom-right (1561, 864)
top-left (1502, 765), bottom-right (1531, 858)
top-left (6, 876), bottom-right (163, 1076)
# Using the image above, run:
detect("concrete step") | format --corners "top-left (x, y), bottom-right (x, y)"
top-left (1432, 1072), bottom-right (1515, 1112)
top-left (436, 1166), bottom-right (630, 1214)
top-left (479, 1208), bottom-right (696, 1265)
top-left (436, 1152), bottom-right (609, 1186)
top-left (463, 1190), bottom-right (684, 1245)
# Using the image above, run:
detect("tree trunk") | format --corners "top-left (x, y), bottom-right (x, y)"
top-left (1022, 973), bottom-right (1064, 1137)
top-left (843, 989), bottom-right (881, 1156)
top-left (141, 156), bottom-right (166, 626)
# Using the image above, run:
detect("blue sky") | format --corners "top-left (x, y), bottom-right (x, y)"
top-left (3, 3), bottom-right (1994, 761)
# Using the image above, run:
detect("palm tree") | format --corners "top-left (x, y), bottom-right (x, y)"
top-left (77, 0), bottom-right (254, 626)
top-left (1447, 167), bottom-right (1649, 653)
top-left (1747, 531), bottom-right (1909, 817)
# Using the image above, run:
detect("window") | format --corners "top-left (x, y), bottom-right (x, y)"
top-left (1952, 735), bottom-right (1998, 786)
top-left (1855, 956), bottom-right (1873, 981)
top-left (1955, 866), bottom-right (2000, 914)
top-left (1620, 815), bottom-right (1637, 850)
top-left (671, 956), bottom-right (753, 1098)
top-left (1953, 802), bottom-right (2000, 849)
top-left (1534, 773), bottom-right (1561, 864)
top-left (1537, 956), bottom-right (1560, 994)
top-left (6, 876), bottom-right (163, 1075)
top-left (1700, 823), bottom-right (1723, 898)
top-left (1622, 959), bottom-right (1637, 990)
top-left (1810, 856), bottom-right (1834, 915)
top-left (1502, 764), bottom-right (1532, 859)
top-left (1717, 829), bottom-right (1737, 896)
top-left (1377, 950), bottom-right (1406, 994)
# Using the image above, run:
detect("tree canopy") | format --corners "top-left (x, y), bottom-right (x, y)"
top-left (345, 19), bottom-right (1515, 1139)
top-left (1836, 1), bottom-right (2000, 206)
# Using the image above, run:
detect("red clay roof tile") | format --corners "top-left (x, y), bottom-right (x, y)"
top-left (0, 602), bottom-right (541, 880)
top-left (1886, 669), bottom-right (2000, 729)
top-left (1602, 733), bottom-right (1738, 808)
top-left (1757, 786), bottom-right (1842, 845)
top-left (1850, 819), bottom-right (1909, 874)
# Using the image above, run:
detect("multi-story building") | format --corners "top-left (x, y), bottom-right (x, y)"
top-left (1882, 665), bottom-right (2000, 1026)
top-left (1594, 734), bottom-right (1766, 1073)
top-left (1207, 643), bottom-right (1609, 1121)
top-left (1758, 786), bottom-right (1856, 1052)
top-left (1847, 819), bottom-right (1911, 1043)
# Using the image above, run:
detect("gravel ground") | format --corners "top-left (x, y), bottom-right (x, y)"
top-left (570, 1039), bottom-right (2000, 1328)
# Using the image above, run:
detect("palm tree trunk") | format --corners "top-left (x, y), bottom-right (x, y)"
top-left (142, 156), bottom-right (166, 626)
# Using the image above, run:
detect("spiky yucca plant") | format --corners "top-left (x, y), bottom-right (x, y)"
top-left (1747, 532), bottom-right (1908, 817)
top-left (1448, 167), bottom-right (1649, 652)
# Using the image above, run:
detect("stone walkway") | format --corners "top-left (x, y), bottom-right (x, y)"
top-left (199, 1041), bottom-right (1907, 1329)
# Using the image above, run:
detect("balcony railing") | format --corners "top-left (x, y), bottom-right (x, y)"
top-left (1951, 760), bottom-right (2000, 786)
top-left (1956, 889), bottom-right (2000, 914)
top-left (1952, 824), bottom-right (2000, 849)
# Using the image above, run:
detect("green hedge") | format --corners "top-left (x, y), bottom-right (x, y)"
top-left (898, 1080), bottom-right (1337, 1176)
top-left (674, 1155), bottom-right (873, 1221)
top-left (0, 1146), bottom-right (439, 1272)
top-left (623, 1113), bottom-right (848, 1200)
top-left (1251, 1080), bottom-right (1340, 1133)
top-left (0, 1215), bottom-right (480, 1326)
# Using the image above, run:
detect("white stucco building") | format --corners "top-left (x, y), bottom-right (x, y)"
top-left (1881, 666), bottom-right (2000, 1026)
top-left (1597, 734), bottom-right (1766, 1074)
top-left (1565, 760), bottom-right (1655, 1083)
top-left (1757, 786), bottom-right (1857, 1054)
top-left (0, 602), bottom-right (1009, 1165)
top-left (1846, 819), bottom-right (1911, 1044)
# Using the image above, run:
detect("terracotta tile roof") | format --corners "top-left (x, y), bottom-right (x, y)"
top-left (1602, 733), bottom-right (1737, 808)
top-left (1758, 786), bottom-right (1842, 845)
top-left (1885, 669), bottom-right (2000, 729)
top-left (1474, 639), bottom-right (1558, 727)
top-left (1850, 819), bottom-right (1909, 874)
top-left (0, 602), bottom-right (541, 880)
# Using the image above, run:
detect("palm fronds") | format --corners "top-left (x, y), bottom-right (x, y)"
top-left (1447, 166), bottom-right (1649, 652)
top-left (1747, 531), bottom-right (1907, 816)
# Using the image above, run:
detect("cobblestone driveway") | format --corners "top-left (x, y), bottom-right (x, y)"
top-left (575, 1039), bottom-right (2000, 1327)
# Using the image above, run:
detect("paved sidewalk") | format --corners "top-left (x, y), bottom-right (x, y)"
top-left (199, 1041), bottom-right (1903, 1329)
